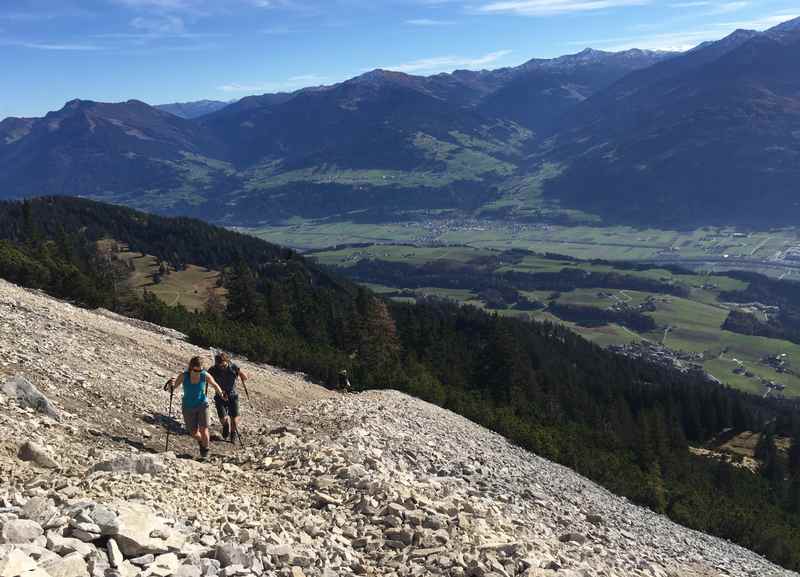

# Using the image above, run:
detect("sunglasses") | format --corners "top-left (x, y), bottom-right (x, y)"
top-left (191, 368), bottom-right (203, 373)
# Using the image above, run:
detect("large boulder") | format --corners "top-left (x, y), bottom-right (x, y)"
top-left (1, 376), bottom-right (60, 421)
top-left (39, 553), bottom-right (88, 577)
top-left (88, 506), bottom-right (118, 536)
top-left (17, 443), bottom-right (59, 470)
top-left (21, 498), bottom-right (58, 527)
top-left (113, 503), bottom-right (184, 558)
top-left (90, 456), bottom-right (163, 476)
top-left (1, 545), bottom-right (59, 565)
top-left (1, 520), bottom-right (44, 545)
top-left (46, 533), bottom-right (94, 558)
top-left (0, 549), bottom-right (37, 577)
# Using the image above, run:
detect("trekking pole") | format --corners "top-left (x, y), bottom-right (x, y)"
top-left (240, 376), bottom-right (250, 402)
top-left (164, 380), bottom-right (174, 452)
top-left (236, 429), bottom-right (246, 448)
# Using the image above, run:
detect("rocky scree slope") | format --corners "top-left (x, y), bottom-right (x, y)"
top-left (0, 278), bottom-right (796, 577)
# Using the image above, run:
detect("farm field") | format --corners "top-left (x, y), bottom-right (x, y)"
top-left (311, 244), bottom-right (490, 267)
top-left (249, 220), bottom-right (800, 279)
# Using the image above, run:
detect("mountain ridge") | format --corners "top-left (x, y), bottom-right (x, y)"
top-left (0, 44), bottom-right (674, 224)
top-left (542, 19), bottom-right (800, 227)
top-left (1, 19), bottom-right (799, 227)
top-left (156, 99), bottom-right (234, 119)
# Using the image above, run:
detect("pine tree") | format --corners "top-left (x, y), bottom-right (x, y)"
top-left (789, 478), bottom-right (800, 515)
top-left (354, 296), bottom-right (401, 387)
top-left (204, 287), bottom-right (225, 317)
top-left (643, 461), bottom-right (667, 513)
top-left (21, 200), bottom-right (41, 247)
top-left (226, 261), bottom-right (261, 322)
top-left (758, 430), bottom-right (787, 501)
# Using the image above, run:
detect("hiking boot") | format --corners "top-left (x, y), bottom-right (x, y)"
top-left (200, 446), bottom-right (209, 460)
top-left (222, 422), bottom-right (230, 440)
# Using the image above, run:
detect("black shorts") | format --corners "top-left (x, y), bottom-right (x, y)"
top-left (214, 394), bottom-right (240, 420)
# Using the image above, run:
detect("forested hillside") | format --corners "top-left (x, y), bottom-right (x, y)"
top-left (2, 197), bottom-right (800, 569)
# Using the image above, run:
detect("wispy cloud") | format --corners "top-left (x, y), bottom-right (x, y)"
top-left (115, 0), bottom-right (201, 8)
top-left (218, 74), bottom-right (329, 93)
top-left (476, 0), bottom-right (649, 16)
top-left (114, 0), bottom-right (201, 9)
top-left (379, 49), bottom-right (513, 74)
top-left (262, 25), bottom-right (292, 34)
top-left (405, 18), bottom-right (454, 26)
top-left (569, 29), bottom-right (712, 51)
top-left (0, 11), bottom-right (60, 21)
top-left (130, 14), bottom-right (186, 33)
top-left (718, 1), bottom-right (748, 12)
top-left (0, 40), bottom-right (104, 51)
top-left (701, 1), bottom-right (749, 15)
top-left (250, 0), bottom-right (306, 7)
top-left (717, 12), bottom-right (798, 30)
top-left (569, 9), bottom-right (798, 51)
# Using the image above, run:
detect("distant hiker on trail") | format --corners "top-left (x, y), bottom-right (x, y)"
top-left (166, 356), bottom-right (227, 460)
top-left (209, 352), bottom-right (248, 443)
top-left (337, 369), bottom-right (353, 393)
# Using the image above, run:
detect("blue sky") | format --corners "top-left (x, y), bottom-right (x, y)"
top-left (1, 0), bottom-right (797, 118)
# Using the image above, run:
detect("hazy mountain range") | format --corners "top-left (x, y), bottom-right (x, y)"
top-left (2, 16), bottom-right (799, 228)
top-left (156, 100), bottom-right (232, 119)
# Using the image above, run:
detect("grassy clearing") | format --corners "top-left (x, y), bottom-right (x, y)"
top-left (242, 130), bottom-right (516, 193)
top-left (414, 287), bottom-right (477, 301)
top-left (359, 283), bottom-right (399, 294)
top-left (116, 250), bottom-right (226, 312)
top-left (311, 244), bottom-right (491, 267)
top-left (244, 165), bottom-right (453, 191)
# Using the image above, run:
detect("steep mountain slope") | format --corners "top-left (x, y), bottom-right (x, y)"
top-left (0, 116), bottom-right (36, 144)
top-left (156, 99), bottom-right (233, 119)
top-left (3, 196), bottom-right (800, 569)
top-left (543, 21), bottom-right (800, 227)
top-left (201, 70), bottom-right (524, 169)
top-left (0, 99), bottom-right (226, 207)
top-left (195, 71), bottom-right (531, 221)
top-left (1, 278), bottom-right (797, 577)
top-left (187, 50), bottom-right (669, 221)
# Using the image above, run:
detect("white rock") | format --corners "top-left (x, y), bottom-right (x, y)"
top-left (106, 539), bottom-right (123, 569)
top-left (39, 553), bottom-right (87, 577)
top-left (0, 549), bottom-right (38, 577)
top-left (113, 503), bottom-right (183, 558)
top-left (1, 521), bottom-right (44, 545)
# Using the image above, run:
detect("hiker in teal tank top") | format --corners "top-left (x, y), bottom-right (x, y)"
top-left (167, 355), bottom-right (227, 460)
top-left (182, 368), bottom-right (209, 409)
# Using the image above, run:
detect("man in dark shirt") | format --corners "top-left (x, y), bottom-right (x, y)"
top-left (208, 352), bottom-right (248, 442)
